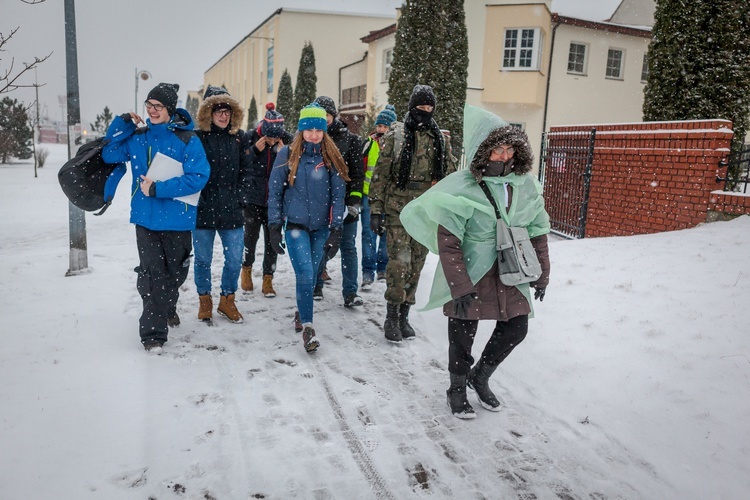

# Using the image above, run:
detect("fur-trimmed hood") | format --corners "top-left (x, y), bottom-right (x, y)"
top-left (470, 126), bottom-right (534, 181)
top-left (196, 92), bottom-right (245, 135)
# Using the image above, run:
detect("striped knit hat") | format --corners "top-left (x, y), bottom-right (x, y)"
top-left (298, 102), bottom-right (327, 132)
top-left (375, 104), bottom-right (397, 127)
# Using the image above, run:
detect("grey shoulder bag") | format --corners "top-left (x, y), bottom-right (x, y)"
top-left (478, 181), bottom-right (542, 286)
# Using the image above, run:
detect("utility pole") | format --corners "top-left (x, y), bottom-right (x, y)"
top-left (64, 0), bottom-right (87, 275)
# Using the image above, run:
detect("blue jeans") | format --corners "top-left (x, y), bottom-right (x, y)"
top-left (360, 196), bottom-right (387, 281)
top-left (315, 220), bottom-right (359, 298)
top-left (193, 227), bottom-right (244, 296)
top-left (287, 226), bottom-right (329, 325)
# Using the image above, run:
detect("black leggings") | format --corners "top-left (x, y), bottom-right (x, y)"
top-left (242, 204), bottom-right (277, 275)
top-left (447, 315), bottom-right (529, 375)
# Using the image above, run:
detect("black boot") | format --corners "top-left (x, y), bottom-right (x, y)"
top-left (384, 303), bottom-right (402, 342)
top-left (468, 360), bottom-right (501, 411)
top-left (446, 373), bottom-right (476, 419)
top-left (399, 303), bottom-right (415, 339)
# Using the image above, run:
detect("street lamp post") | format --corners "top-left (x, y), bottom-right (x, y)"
top-left (134, 68), bottom-right (152, 112)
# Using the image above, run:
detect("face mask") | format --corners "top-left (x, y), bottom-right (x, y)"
top-left (484, 159), bottom-right (514, 177)
top-left (409, 108), bottom-right (433, 126)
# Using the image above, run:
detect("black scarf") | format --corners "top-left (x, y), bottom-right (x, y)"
top-left (398, 109), bottom-right (445, 190)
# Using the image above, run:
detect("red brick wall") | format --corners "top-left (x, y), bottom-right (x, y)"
top-left (548, 120), bottom-right (735, 237)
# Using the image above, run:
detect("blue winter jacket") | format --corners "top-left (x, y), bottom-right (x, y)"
top-left (267, 142), bottom-right (346, 231)
top-left (102, 109), bottom-right (210, 231)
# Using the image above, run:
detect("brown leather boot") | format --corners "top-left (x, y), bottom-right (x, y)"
top-left (262, 274), bottom-right (276, 298)
top-left (241, 266), bottom-right (253, 291)
top-left (218, 293), bottom-right (244, 323)
top-left (198, 294), bottom-right (213, 320)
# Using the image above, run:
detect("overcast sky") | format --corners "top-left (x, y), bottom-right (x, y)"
top-left (3, 0), bottom-right (401, 126)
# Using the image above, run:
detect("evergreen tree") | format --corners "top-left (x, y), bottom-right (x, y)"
top-left (292, 42), bottom-right (318, 131)
top-left (276, 70), bottom-right (295, 133)
top-left (0, 97), bottom-right (33, 163)
top-left (360, 100), bottom-right (380, 139)
top-left (186, 96), bottom-right (199, 120)
top-left (388, 0), bottom-right (468, 150)
top-left (643, 0), bottom-right (750, 184)
top-left (247, 95), bottom-right (258, 129)
top-left (89, 106), bottom-right (113, 136)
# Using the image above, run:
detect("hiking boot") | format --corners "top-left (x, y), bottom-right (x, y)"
top-left (361, 274), bottom-right (374, 291)
top-left (447, 373), bottom-right (476, 419)
top-left (384, 303), bottom-right (402, 342)
top-left (313, 284), bottom-right (324, 301)
top-left (294, 311), bottom-right (303, 333)
top-left (399, 303), bottom-right (415, 339)
top-left (302, 325), bottom-right (320, 352)
top-left (198, 294), bottom-right (213, 320)
top-left (167, 309), bottom-right (180, 328)
top-left (377, 271), bottom-right (386, 282)
top-left (241, 266), bottom-right (253, 291)
top-left (321, 267), bottom-right (332, 283)
top-left (262, 274), bottom-right (276, 298)
top-left (468, 360), bottom-right (501, 411)
top-left (218, 293), bottom-right (244, 323)
top-left (143, 340), bottom-right (164, 355)
top-left (344, 293), bottom-right (364, 307)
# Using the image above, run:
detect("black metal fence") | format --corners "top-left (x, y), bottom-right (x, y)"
top-left (718, 145), bottom-right (750, 194)
top-left (538, 129), bottom-right (596, 239)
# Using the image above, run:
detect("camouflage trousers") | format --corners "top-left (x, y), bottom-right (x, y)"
top-left (383, 224), bottom-right (429, 305)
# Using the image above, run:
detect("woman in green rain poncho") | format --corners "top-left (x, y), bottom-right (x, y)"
top-left (400, 105), bottom-right (551, 419)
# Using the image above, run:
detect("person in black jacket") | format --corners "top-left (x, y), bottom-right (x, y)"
top-left (313, 96), bottom-right (365, 307)
top-left (241, 103), bottom-right (294, 297)
top-left (193, 86), bottom-right (253, 324)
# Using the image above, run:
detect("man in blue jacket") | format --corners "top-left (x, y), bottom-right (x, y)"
top-left (103, 82), bottom-right (210, 353)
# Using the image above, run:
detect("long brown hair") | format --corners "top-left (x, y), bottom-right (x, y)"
top-left (285, 132), bottom-right (350, 186)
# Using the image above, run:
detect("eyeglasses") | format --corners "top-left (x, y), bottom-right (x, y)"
top-left (213, 108), bottom-right (232, 117)
top-left (492, 146), bottom-right (515, 155)
top-left (144, 101), bottom-right (166, 112)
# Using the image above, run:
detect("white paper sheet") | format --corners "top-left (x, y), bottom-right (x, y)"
top-left (145, 152), bottom-right (201, 206)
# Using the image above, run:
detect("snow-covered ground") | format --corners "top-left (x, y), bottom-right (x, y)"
top-left (1, 144), bottom-right (749, 499)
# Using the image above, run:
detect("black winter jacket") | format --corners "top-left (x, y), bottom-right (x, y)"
top-left (327, 119), bottom-right (365, 207)
top-left (245, 126), bottom-right (294, 208)
top-left (194, 124), bottom-right (253, 229)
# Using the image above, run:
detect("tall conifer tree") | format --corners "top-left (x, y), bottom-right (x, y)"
top-left (292, 42), bottom-right (318, 131)
top-left (276, 70), bottom-right (295, 133)
top-left (643, 0), bottom-right (750, 183)
top-left (247, 95), bottom-right (258, 129)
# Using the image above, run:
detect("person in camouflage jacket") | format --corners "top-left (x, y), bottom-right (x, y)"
top-left (369, 84), bottom-right (456, 342)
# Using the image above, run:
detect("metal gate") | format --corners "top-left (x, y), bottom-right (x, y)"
top-left (538, 128), bottom-right (596, 239)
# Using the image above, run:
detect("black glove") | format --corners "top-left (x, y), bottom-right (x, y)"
top-left (534, 287), bottom-right (546, 302)
top-left (343, 203), bottom-right (360, 224)
top-left (268, 224), bottom-right (285, 255)
top-left (325, 226), bottom-right (343, 260)
top-left (452, 292), bottom-right (477, 319)
top-left (370, 213), bottom-right (385, 235)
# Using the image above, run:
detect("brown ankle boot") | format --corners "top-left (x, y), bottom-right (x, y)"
top-left (262, 274), bottom-right (276, 298)
top-left (241, 266), bottom-right (253, 291)
top-left (198, 294), bottom-right (213, 320)
top-left (218, 293), bottom-right (244, 323)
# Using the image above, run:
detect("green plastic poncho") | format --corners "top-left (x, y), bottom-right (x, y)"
top-left (400, 105), bottom-right (550, 312)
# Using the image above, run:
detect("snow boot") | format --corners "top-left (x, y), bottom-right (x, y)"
top-left (143, 340), bottom-right (164, 355)
top-left (468, 360), bottom-right (502, 411)
top-left (313, 284), bottom-right (324, 301)
top-left (377, 271), bottom-right (386, 282)
top-left (321, 266), bottom-right (332, 283)
top-left (294, 311), bottom-right (303, 333)
top-left (302, 324), bottom-right (320, 352)
top-left (241, 266), bottom-right (253, 291)
top-left (198, 294), bottom-right (213, 321)
top-left (399, 303), bottom-right (416, 339)
top-left (447, 373), bottom-right (476, 419)
top-left (344, 293), bottom-right (364, 307)
top-left (218, 293), bottom-right (244, 323)
top-left (262, 274), bottom-right (276, 298)
top-left (167, 308), bottom-right (180, 328)
top-left (384, 303), bottom-right (402, 343)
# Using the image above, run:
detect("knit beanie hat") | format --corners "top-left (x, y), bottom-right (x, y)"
top-left (298, 103), bottom-right (328, 132)
top-left (261, 102), bottom-right (285, 138)
top-left (408, 84), bottom-right (436, 110)
top-left (147, 82), bottom-right (180, 116)
top-left (375, 104), bottom-right (397, 127)
top-left (314, 95), bottom-right (337, 117)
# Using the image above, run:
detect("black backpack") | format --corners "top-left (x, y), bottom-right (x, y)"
top-left (58, 138), bottom-right (125, 215)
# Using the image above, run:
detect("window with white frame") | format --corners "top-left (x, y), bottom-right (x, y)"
top-left (383, 48), bottom-right (393, 82)
top-left (641, 53), bottom-right (649, 82)
top-left (606, 48), bottom-right (625, 79)
top-left (567, 42), bottom-right (587, 75)
top-left (502, 28), bottom-right (542, 70)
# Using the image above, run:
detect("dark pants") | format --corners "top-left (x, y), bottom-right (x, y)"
top-left (447, 315), bottom-right (529, 375)
top-left (135, 225), bottom-right (192, 345)
top-left (243, 204), bottom-right (277, 276)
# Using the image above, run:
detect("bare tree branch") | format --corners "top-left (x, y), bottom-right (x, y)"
top-left (0, 26), bottom-right (52, 95)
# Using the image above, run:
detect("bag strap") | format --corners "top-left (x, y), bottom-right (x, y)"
top-left (478, 180), bottom-right (502, 219)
